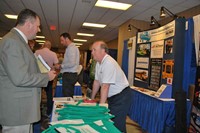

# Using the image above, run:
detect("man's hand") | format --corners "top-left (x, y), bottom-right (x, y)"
top-left (48, 70), bottom-right (57, 81)
top-left (54, 64), bottom-right (61, 70)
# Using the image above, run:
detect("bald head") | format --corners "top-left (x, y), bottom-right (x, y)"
top-left (91, 41), bottom-right (109, 63)
top-left (93, 41), bottom-right (109, 53)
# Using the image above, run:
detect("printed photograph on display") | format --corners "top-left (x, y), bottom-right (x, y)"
top-left (135, 69), bottom-right (148, 82)
top-left (138, 31), bottom-right (151, 43)
top-left (149, 58), bottom-right (162, 91)
top-left (127, 38), bottom-right (133, 49)
top-left (165, 38), bottom-right (174, 54)
top-left (162, 60), bottom-right (174, 79)
top-left (150, 40), bottom-right (164, 58)
top-left (136, 43), bottom-right (150, 57)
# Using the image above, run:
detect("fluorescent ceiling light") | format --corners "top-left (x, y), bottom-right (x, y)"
top-left (83, 22), bottom-right (106, 28)
top-left (0, 37), bottom-right (2, 40)
top-left (38, 42), bottom-right (44, 45)
top-left (74, 39), bottom-right (87, 42)
top-left (76, 46), bottom-right (80, 48)
top-left (5, 14), bottom-right (18, 19)
top-left (95, 0), bottom-right (132, 10)
top-left (36, 36), bottom-right (45, 39)
top-left (35, 40), bottom-right (45, 43)
top-left (74, 43), bottom-right (83, 46)
top-left (77, 33), bottom-right (94, 37)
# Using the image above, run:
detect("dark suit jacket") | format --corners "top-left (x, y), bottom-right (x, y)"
top-left (0, 28), bottom-right (49, 126)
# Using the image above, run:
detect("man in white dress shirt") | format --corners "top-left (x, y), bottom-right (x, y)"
top-left (59, 33), bottom-right (80, 97)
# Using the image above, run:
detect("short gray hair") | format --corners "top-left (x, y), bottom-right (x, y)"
top-left (99, 41), bottom-right (109, 54)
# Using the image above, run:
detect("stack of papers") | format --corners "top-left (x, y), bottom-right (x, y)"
top-left (35, 54), bottom-right (51, 73)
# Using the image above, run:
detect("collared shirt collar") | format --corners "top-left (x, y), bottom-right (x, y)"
top-left (100, 54), bottom-right (108, 64)
top-left (14, 27), bottom-right (28, 44)
top-left (68, 42), bottom-right (74, 47)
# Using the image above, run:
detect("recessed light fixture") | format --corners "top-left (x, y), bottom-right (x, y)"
top-left (77, 33), bottom-right (94, 37)
top-left (95, 0), bottom-right (132, 10)
top-left (38, 42), bottom-right (44, 45)
top-left (35, 40), bottom-right (46, 43)
top-left (36, 36), bottom-right (45, 39)
top-left (74, 43), bottom-right (83, 46)
top-left (73, 39), bottom-right (87, 42)
top-left (4, 14), bottom-right (18, 19)
top-left (83, 22), bottom-right (106, 28)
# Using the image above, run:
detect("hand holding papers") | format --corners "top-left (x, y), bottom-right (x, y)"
top-left (36, 54), bottom-right (51, 73)
top-left (35, 54), bottom-right (56, 80)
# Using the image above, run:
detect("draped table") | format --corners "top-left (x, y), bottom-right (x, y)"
top-left (54, 81), bottom-right (82, 97)
top-left (128, 88), bottom-right (191, 133)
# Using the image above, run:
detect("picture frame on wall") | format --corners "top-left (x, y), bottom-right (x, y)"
top-left (165, 38), bottom-right (174, 54)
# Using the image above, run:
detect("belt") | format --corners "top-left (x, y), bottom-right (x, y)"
top-left (108, 86), bottom-right (130, 100)
top-left (64, 72), bottom-right (77, 74)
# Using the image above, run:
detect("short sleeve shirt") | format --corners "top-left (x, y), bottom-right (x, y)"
top-left (95, 54), bottom-right (129, 97)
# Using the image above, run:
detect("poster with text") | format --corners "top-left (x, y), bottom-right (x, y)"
top-left (149, 58), bottom-right (162, 91)
top-left (151, 40), bottom-right (164, 58)
top-left (136, 57), bottom-right (149, 69)
top-left (137, 21), bottom-right (175, 43)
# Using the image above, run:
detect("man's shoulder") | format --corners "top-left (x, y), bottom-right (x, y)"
top-left (69, 43), bottom-right (77, 48)
top-left (35, 49), bottom-right (43, 54)
top-left (68, 44), bottom-right (79, 51)
top-left (104, 56), bottom-right (116, 66)
top-left (49, 50), bottom-right (57, 55)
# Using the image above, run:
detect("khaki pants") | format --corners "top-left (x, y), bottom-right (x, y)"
top-left (2, 124), bottom-right (32, 133)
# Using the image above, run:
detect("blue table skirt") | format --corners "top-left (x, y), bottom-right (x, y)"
top-left (54, 85), bottom-right (82, 97)
top-left (128, 89), bottom-right (191, 133)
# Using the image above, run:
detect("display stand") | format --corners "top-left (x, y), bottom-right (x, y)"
top-left (154, 84), bottom-right (172, 98)
top-left (131, 18), bottom-right (188, 133)
top-left (133, 18), bottom-right (186, 97)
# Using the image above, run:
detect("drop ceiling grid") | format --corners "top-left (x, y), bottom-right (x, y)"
top-left (0, 1), bottom-right (14, 14)
top-left (2, 0), bottom-right (24, 14)
top-left (178, 0), bottom-right (200, 8)
top-left (40, 0), bottom-right (60, 46)
top-left (69, 0), bottom-right (96, 37)
top-left (58, 0), bottom-right (77, 34)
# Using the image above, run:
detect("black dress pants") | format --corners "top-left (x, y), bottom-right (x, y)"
top-left (44, 81), bottom-right (53, 116)
top-left (108, 86), bottom-right (132, 133)
top-left (62, 72), bottom-right (78, 97)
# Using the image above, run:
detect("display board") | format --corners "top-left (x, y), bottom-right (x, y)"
top-left (133, 18), bottom-right (186, 97)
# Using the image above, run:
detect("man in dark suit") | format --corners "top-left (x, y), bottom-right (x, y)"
top-left (0, 9), bottom-right (56, 133)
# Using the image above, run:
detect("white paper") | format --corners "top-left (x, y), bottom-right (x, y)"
top-left (154, 84), bottom-right (167, 97)
top-left (36, 54), bottom-right (51, 73)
